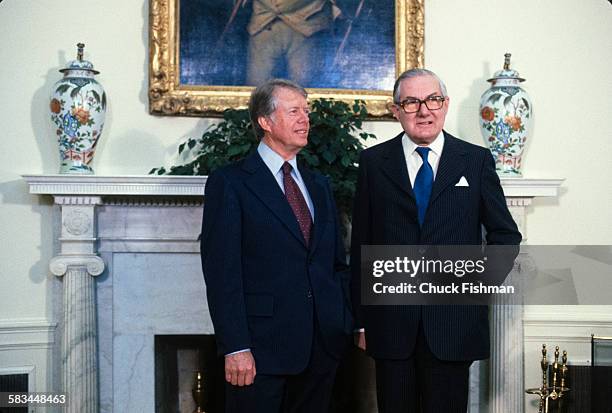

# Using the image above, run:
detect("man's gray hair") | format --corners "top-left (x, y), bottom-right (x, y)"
top-left (392, 69), bottom-right (448, 104)
top-left (249, 79), bottom-right (308, 139)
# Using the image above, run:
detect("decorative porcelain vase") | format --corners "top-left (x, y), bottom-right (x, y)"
top-left (50, 43), bottom-right (106, 174)
top-left (479, 53), bottom-right (531, 176)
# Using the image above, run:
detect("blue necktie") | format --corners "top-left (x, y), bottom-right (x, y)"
top-left (414, 147), bottom-right (433, 226)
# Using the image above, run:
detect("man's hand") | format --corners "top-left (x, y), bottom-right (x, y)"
top-left (225, 351), bottom-right (256, 386)
top-left (354, 331), bottom-right (366, 351)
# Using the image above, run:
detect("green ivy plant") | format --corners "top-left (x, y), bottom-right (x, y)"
top-left (150, 98), bottom-right (376, 220)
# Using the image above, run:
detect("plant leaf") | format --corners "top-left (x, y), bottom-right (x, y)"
top-left (70, 86), bottom-right (82, 99)
top-left (521, 97), bottom-right (530, 111)
top-left (55, 84), bottom-right (71, 95)
top-left (91, 90), bottom-right (100, 103)
top-left (149, 98), bottom-right (379, 223)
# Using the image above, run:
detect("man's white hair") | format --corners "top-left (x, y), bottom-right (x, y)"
top-left (393, 69), bottom-right (448, 104)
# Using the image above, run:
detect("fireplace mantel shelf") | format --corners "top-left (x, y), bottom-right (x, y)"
top-left (23, 174), bottom-right (563, 198)
top-left (23, 174), bottom-right (208, 197)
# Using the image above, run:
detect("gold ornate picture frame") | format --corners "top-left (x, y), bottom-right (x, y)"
top-left (149, 0), bottom-right (424, 118)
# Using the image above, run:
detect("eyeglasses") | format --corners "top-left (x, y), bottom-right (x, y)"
top-left (396, 96), bottom-right (446, 113)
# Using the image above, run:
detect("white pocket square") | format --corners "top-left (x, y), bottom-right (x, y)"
top-left (455, 176), bottom-right (469, 187)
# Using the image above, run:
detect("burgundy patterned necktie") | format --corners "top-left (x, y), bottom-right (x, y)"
top-left (282, 162), bottom-right (312, 245)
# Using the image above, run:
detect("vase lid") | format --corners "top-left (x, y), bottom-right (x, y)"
top-left (59, 43), bottom-right (100, 74)
top-left (487, 53), bottom-right (524, 83)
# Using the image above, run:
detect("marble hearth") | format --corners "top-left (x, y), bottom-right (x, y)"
top-left (24, 174), bottom-right (563, 413)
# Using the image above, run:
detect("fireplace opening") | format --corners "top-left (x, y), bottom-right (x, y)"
top-left (154, 335), bottom-right (377, 413)
top-left (155, 335), bottom-right (225, 413)
top-left (0, 373), bottom-right (28, 413)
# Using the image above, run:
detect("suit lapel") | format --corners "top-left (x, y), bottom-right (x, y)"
top-left (242, 152), bottom-right (307, 247)
top-left (429, 132), bottom-right (467, 205)
top-left (380, 133), bottom-right (415, 200)
top-left (300, 164), bottom-right (327, 254)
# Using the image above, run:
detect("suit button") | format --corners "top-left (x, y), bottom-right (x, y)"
top-left (307, 290), bottom-right (313, 299)
top-left (419, 247), bottom-right (426, 254)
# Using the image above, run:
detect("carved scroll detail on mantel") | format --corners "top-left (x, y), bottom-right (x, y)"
top-left (62, 209), bottom-right (92, 236)
top-left (50, 255), bottom-right (105, 277)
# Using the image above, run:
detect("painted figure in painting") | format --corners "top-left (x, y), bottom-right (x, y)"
top-left (180, 0), bottom-right (395, 90)
top-left (244, 0), bottom-right (340, 86)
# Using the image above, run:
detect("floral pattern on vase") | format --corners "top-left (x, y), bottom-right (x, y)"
top-left (50, 43), bottom-right (106, 174)
top-left (479, 53), bottom-right (531, 176)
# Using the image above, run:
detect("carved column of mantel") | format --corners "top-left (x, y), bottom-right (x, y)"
top-left (23, 175), bottom-right (206, 413)
top-left (51, 194), bottom-right (103, 413)
top-left (488, 177), bottom-right (564, 413)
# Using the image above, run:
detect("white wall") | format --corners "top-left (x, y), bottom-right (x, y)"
top-left (1, 0), bottom-right (611, 396)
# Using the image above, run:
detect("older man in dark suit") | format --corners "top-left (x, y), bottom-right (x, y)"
top-left (201, 79), bottom-right (352, 413)
top-left (350, 69), bottom-right (521, 412)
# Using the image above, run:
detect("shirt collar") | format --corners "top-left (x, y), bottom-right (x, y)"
top-left (402, 131), bottom-right (445, 157)
top-left (257, 141), bottom-right (298, 175)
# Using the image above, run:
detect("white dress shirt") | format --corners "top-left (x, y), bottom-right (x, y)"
top-left (401, 131), bottom-right (445, 187)
top-left (257, 141), bottom-right (315, 220)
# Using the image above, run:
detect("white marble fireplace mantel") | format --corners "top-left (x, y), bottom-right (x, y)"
top-left (23, 174), bottom-right (563, 413)
top-left (24, 174), bottom-right (207, 196)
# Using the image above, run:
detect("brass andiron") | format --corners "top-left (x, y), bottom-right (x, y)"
top-left (526, 344), bottom-right (570, 413)
top-left (192, 371), bottom-right (206, 413)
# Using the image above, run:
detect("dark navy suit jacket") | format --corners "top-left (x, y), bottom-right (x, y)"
top-left (350, 131), bottom-right (521, 361)
top-left (201, 151), bottom-right (352, 375)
